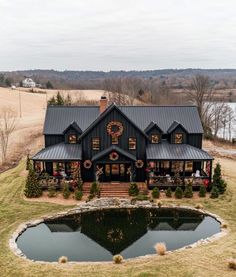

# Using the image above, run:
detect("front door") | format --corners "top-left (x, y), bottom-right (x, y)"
top-left (100, 163), bottom-right (130, 182)
top-left (111, 164), bottom-right (120, 181)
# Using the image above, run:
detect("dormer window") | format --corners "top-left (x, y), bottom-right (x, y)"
top-left (151, 134), bottom-right (160, 144)
top-left (68, 134), bottom-right (77, 144)
top-left (175, 133), bottom-right (183, 144)
top-left (92, 137), bottom-right (100, 150)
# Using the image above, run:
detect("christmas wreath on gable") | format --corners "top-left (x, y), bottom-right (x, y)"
top-left (107, 121), bottom-right (124, 137)
top-left (83, 160), bottom-right (92, 169)
top-left (135, 160), bottom-right (144, 168)
top-left (109, 151), bottom-right (119, 161)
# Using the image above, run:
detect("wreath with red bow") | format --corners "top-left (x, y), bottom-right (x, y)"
top-left (107, 121), bottom-right (124, 137)
top-left (135, 160), bottom-right (144, 168)
top-left (109, 152), bottom-right (119, 161)
top-left (83, 160), bottom-right (92, 169)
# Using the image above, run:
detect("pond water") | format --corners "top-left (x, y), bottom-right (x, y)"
top-left (16, 208), bottom-right (221, 262)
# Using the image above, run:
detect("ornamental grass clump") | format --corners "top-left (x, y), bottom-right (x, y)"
top-left (165, 187), bottom-right (172, 198)
top-left (199, 185), bottom-right (207, 197)
top-left (175, 186), bottom-right (183, 199)
top-left (154, 242), bottom-right (167, 256)
top-left (152, 187), bottom-right (160, 199)
top-left (227, 258), bottom-right (236, 270)
top-left (58, 256), bottom-right (68, 263)
top-left (113, 254), bottom-right (123, 264)
top-left (195, 203), bottom-right (204, 210)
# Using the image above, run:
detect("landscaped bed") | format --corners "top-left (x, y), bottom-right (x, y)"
top-left (0, 158), bottom-right (236, 276)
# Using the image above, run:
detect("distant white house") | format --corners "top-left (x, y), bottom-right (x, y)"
top-left (22, 78), bottom-right (36, 88)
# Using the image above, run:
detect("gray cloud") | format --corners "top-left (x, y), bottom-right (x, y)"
top-left (0, 0), bottom-right (236, 70)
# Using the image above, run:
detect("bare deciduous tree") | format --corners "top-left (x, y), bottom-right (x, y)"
top-left (0, 108), bottom-right (17, 164)
top-left (188, 75), bottom-right (214, 129)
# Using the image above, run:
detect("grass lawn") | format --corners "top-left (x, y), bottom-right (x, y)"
top-left (0, 158), bottom-right (236, 277)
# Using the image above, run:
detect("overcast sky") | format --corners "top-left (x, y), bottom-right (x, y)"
top-left (0, 0), bottom-right (236, 71)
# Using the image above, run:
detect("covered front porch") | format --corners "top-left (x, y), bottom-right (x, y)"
top-left (146, 141), bottom-right (213, 189)
top-left (147, 160), bottom-right (212, 189)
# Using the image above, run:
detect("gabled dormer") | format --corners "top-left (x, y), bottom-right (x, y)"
top-left (145, 121), bottom-right (163, 144)
top-left (63, 121), bottom-right (82, 144)
top-left (167, 121), bottom-right (188, 144)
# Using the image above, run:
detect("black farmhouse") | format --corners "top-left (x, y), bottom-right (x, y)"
top-left (32, 97), bottom-right (213, 188)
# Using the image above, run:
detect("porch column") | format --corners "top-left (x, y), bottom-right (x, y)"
top-left (209, 160), bottom-right (213, 183)
top-left (183, 161), bottom-right (186, 185)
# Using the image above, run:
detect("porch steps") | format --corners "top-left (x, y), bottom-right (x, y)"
top-left (83, 182), bottom-right (147, 197)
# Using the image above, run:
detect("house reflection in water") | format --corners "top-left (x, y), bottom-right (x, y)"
top-left (44, 208), bottom-right (204, 255)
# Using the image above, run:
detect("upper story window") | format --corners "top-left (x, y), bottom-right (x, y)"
top-left (112, 136), bottom-right (118, 144)
top-left (174, 133), bottom-right (183, 144)
top-left (92, 137), bottom-right (100, 150)
top-left (68, 134), bottom-right (77, 144)
top-left (151, 134), bottom-right (160, 144)
top-left (129, 137), bottom-right (136, 150)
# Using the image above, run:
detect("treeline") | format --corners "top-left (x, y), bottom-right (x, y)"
top-left (2, 69), bottom-right (236, 90)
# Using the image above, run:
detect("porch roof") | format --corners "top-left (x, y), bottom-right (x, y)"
top-left (91, 145), bottom-right (136, 162)
top-left (146, 141), bottom-right (213, 161)
top-left (32, 143), bottom-right (82, 161)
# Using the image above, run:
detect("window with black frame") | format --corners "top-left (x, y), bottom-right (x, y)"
top-left (92, 137), bottom-right (100, 150)
top-left (68, 134), bottom-right (77, 144)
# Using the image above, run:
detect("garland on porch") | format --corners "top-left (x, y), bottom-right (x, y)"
top-left (107, 121), bottom-right (124, 137)
top-left (109, 151), bottom-right (119, 161)
top-left (83, 160), bottom-right (92, 169)
top-left (135, 160), bottom-right (144, 168)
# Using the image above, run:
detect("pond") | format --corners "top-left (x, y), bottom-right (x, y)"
top-left (16, 208), bottom-right (221, 262)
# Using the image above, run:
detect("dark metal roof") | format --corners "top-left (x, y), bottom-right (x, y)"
top-left (91, 145), bottom-right (136, 161)
top-left (44, 105), bottom-right (203, 135)
top-left (144, 121), bottom-right (164, 133)
top-left (44, 106), bottom-right (99, 135)
top-left (167, 121), bottom-right (188, 133)
top-left (146, 141), bottom-right (213, 160)
top-left (120, 106), bottom-right (203, 134)
top-left (63, 121), bottom-right (82, 134)
top-left (79, 103), bottom-right (149, 139)
top-left (32, 143), bottom-right (82, 161)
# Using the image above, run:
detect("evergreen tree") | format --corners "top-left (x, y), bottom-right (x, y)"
top-left (63, 182), bottom-right (70, 199)
top-left (165, 187), bottom-right (172, 198)
top-left (56, 91), bottom-right (64, 105)
top-left (184, 184), bottom-right (193, 198)
top-left (152, 187), bottom-right (160, 198)
top-left (199, 185), bottom-right (206, 197)
top-left (26, 154), bottom-right (31, 170)
top-left (48, 183), bottom-right (56, 197)
top-left (47, 96), bottom-right (56, 105)
top-left (65, 94), bottom-right (72, 105)
top-left (128, 182), bottom-right (139, 196)
top-left (24, 164), bottom-right (42, 198)
top-left (175, 186), bottom-right (183, 199)
top-left (5, 77), bottom-right (12, 87)
top-left (210, 186), bottom-right (219, 199)
top-left (46, 81), bottom-right (54, 89)
top-left (212, 163), bottom-right (227, 194)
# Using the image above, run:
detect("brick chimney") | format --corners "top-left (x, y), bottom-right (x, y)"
top-left (99, 96), bottom-right (108, 113)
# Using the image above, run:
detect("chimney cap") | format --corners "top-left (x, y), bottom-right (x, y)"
top-left (101, 96), bottom-right (107, 100)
